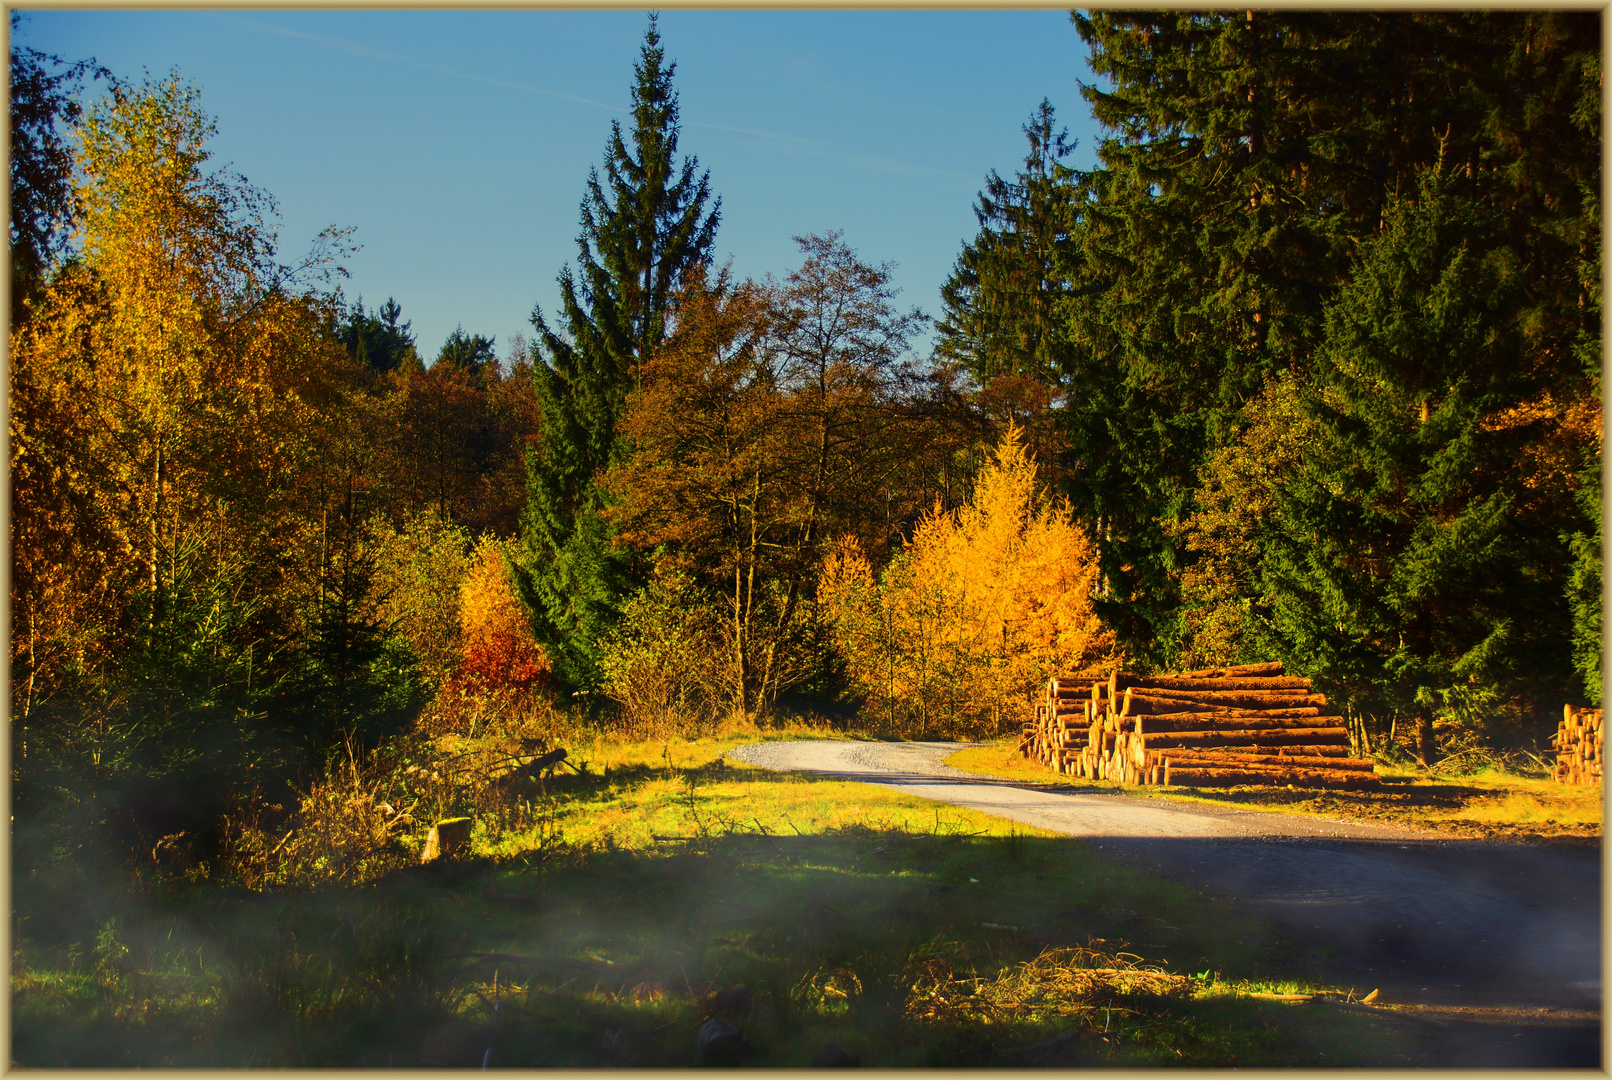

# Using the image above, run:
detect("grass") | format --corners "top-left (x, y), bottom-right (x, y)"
top-left (13, 726), bottom-right (1450, 1067)
top-left (943, 742), bottom-right (1603, 845)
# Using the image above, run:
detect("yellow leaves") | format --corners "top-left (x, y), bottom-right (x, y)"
top-left (459, 537), bottom-right (527, 651)
top-left (820, 424), bottom-right (1118, 738)
top-left (11, 68), bottom-right (350, 710)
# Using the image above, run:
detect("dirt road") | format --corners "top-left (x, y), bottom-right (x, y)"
top-left (728, 739), bottom-right (1602, 1066)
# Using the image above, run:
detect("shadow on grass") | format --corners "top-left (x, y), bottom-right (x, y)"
top-left (13, 820), bottom-right (1599, 1068)
top-left (10, 824), bottom-right (1329, 1068)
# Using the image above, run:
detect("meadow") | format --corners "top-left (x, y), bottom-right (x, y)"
top-left (12, 727), bottom-right (1450, 1068)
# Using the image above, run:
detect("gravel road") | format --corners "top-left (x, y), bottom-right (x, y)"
top-left (729, 738), bottom-right (1602, 1066)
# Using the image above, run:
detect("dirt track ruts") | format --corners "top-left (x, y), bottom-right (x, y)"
top-left (728, 738), bottom-right (1602, 1065)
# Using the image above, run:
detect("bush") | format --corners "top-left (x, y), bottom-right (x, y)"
top-left (598, 567), bottom-right (725, 738)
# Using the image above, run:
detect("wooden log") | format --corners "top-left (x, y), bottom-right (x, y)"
top-left (1163, 755), bottom-right (1370, 777)
top-left (1210, 743), bottom-right (1351, 758)
top-left (1049, 679), bottom-right (1100, 699)
top-left (1161, 751), bottom-right (1376, 772)
top-left (1161, 766), bottom-right (1380, 789)
top-left (1176, 661), bottom-right (1285, 679)
top-left (1119, 675), bottom-right (1313, 692)
top-left (1139, 726), bottom-right (1350, 749)
top-left (1122, 693), bottom-right (1330, 717)
top-left (1136, 712), bottom-right (1338, 733)
top-left (1126, 687), bottom-right (1328, 709)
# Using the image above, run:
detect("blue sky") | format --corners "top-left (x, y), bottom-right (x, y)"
top-left (17, 9), bottom-right (1105, 365)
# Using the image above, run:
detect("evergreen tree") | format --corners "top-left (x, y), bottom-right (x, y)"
top-left (1261, 168), bottom-right (1589, 764)
top-left (338, 296), bottom-right (420, 374)
top-left (1056, 10), bottom-right (1599, 668)
top-left (435, 325), bottom-right (497, 378)
top-left (517, 15), bottom-right (720, 690)
top-left (936, 99), bottom-right (1079, 389)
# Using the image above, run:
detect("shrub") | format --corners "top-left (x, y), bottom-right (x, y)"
top-left (598, 566), bottom-right (725, 738)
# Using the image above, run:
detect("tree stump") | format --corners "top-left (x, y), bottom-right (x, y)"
top-left (423, 817), bottom-right (473, 863)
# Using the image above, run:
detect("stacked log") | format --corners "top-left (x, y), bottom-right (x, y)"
top-left (1021, 661), bottom-right (1380, 790)
top-left (1018, 675), bottom-right (1105, 774)
top-left (1553, 704), bottom-right (1603, 786)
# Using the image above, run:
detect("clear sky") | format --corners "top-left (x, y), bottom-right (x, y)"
top-left (17, 8), bottom-right (1105, 366)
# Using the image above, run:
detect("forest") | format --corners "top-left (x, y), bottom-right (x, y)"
top-left (10, 9), bottom-right (1602, 892)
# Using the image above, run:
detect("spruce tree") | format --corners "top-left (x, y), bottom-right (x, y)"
top-left (936, 99), bottom-right (1079, 388)
top-left (517, 15), bottom-right (719, 690)
top-left (1053, 10), bottom-right (1599, 668)
top-left (1262, 162), bottom-right (1593, 764)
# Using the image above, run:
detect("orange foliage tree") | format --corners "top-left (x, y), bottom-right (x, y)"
top-left (450, 536), bottom-right (550, 710)
top-left (819, 425), bottom-right (1118, 738)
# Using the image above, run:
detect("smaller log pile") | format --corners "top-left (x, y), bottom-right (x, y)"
top-left (1021, 661), bottom-right (1380, 790)
top-left (1019, 674), bottom-right (1106, 774)
top-left (1553, 704), bottom-right (1603, 786)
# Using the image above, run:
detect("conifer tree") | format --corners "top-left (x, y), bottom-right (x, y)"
top-left (516, 15), bottom-right (719, 690)
top-left (1262, 166), bottom-right (1592, 765)
top-left (936, 99), bottom-right (1079, 389)
top-left (1054, 10), bottom-right (1599, 669)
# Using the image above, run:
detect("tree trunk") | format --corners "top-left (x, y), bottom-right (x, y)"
top-left (1417, 708), bottom-right (1437, 768)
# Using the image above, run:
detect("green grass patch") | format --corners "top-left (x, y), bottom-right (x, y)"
top-left (14, 732), bottom-right (1433, 1067)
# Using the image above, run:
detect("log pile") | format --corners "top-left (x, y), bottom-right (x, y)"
top-left (1020, 661), bottom-right (1380, 790)
top-left (1553, 704), bottom-right (1603, 786)
top-left (1019, 674), bottom-right (1106, 775)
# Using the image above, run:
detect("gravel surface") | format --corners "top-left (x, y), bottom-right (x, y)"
top-left (729, 737), bottom-right (1603, 1056)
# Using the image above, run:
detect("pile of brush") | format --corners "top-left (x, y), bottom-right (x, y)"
top-left (1553, 704), bottom-right (1603, 786)
top-left (1020, 662), bottom-right (1380, 790)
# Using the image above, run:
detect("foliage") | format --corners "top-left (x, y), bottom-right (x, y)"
top-left (607, 266), bottom-right (820, 721)
top-left (1170, 373), bottom-right (1317, 670)
top-left (1031, 10), bottom-right (1602, 674)
top-left (517, 14), bottom-right (720, 691)
top-left (368, 508), bottom-right (473, 691)
top-left (8, 12), bottom-right (108, 314)
top-left (336, 295), bottom-right (421, 374)
top-left (434, 325), bottom-right (497, 377)
top-left (821, 427), bottom-right (1117, 739)
top-left (1256, 165), bottom-right (1595, 764)
top-left (454, 535), bottom-right (551, 701)
top-left (597, 565), bottom-right (726, 737)
top-left (770, 232), bottom-right (933, 563)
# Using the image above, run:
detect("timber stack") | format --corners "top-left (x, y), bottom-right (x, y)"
top-left (1020, 661), bottom-right (1380, 790)
top-left (1020, 674), bottom-right (1106, 774)
top-left (1553, 704), bottom-right (1603, 786)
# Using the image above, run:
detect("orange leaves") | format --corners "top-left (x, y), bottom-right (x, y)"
top-left (820, 425), bottom-right (1118, 739)
top-left (455, 537), bottom-right (550, 697)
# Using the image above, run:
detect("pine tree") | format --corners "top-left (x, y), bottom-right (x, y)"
top-left (516, 15), bottom-right (719, 690)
